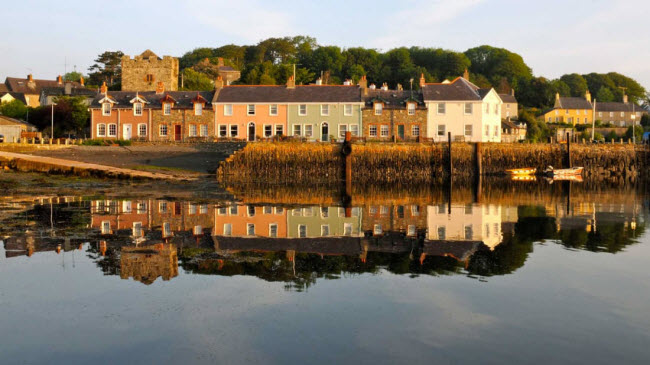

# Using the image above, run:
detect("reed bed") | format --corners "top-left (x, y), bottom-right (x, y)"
top-left (351, 144), bottom-right (445, 184)
top-left (482, 143), bottom-right (563, 175)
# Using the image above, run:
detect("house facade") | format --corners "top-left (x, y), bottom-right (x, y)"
top-left (421, 76), bottom-right (503, 143)
top-left (542, 91), bottom-right (594, 125)
top-left (361, 81), bottom-right (427, 141)
top-left (499, 90), bottom-right (518, 120)
top-left (595, 95), bottom-right (646, 127)
top-left (4, 74), bottom-right (85, 107)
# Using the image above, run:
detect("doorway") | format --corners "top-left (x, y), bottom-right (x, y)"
top-left (174, 125), bottom-right (182, 141)
top-left (248, 122), bottom-right (256, 141)
top-left (397, 125), bottom-right (405, 140)
top-left (321, 122), bottom-right (329, 142)
top-left (123, 124), bottom-right (132, 140)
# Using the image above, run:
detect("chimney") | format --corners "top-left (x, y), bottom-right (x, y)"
top-left (359, 75), bottom-right (368, 96)
top-left (80, 76), bottom-right (85, 86)
top-left (381, 82), bottom-right (388, 91)
top-left (585, 89), bottom-right (591, 102)
top-left (463, 69), bottom-right (470, 80)
top-left (511, 88), bottom-right (515, 96)
top-left (623, 94), bottom-right (628, 103)
top-left (555, 92), bottom-right (560, 101)
top-left (343, 79), bottom-right (352, 86)
top-left (214, 76), bottom-right (224, 90)
top-left (27, 74), bottom-right (35, 89)
top-left (57, 75), bottom-right (63, 85)
top-left (315, 77), bottom-right (322, 85)
top-left (369, 83), bottom-right (376, 90)
top-left (64, 82), bottom-right (72, 95)
top-left (419, 73), bottom-right (426, 87)
top-left (27, 74), bottom-right (33, 82)
top-left (286, 75), bottom-right (296, 89)
top-left (100, 81), bottom-right (108, 95)
top-left (396, 83), bottom-right (403, 91)
top-left (156, 81), bottom-right (165, 94)
top-left (217, 57), bottom-right (224, 67)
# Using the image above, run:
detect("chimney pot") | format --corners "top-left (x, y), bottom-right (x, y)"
top-left (27, 74), bottom-right (33, 82)
top-left (286, 75), bottom-right (296, 89)
top-left (214, 76), bottom-right (224, 90)
top-left (156, 81), bottom-right (165, 94)
top-left (80, 76), bottom-right (85, 86)
top-left (57, 75), bottom-right (63, 85)
top-left (419, 73), bottom-right (426, 87)
top-left (100, 81), bottom-right (108, 95)
top-left (463, 69), bottom-right (470, 80)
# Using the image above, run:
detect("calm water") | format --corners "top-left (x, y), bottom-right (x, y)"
top-left (1, 181), bottom-right (649, 364)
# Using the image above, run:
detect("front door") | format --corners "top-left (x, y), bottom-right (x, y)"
top-left (174, 125), bottom-right (182, 141)
top-left (321, 123), bottom-right (329, 142)
top-left (248, 122), bottom-right (256, 142)
top-left (123, 124), bottom-right (132, 140)
top-left (397, 125), bottom-right (405, 140)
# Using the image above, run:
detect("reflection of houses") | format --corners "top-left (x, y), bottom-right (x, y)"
top-left (120, 243), bottom-right (178, 285)
top-left (215, 204), bottom-right (287, 238)
top-left (151, 200), bottom-right (213, 239)
top-left (288, 206), bottom-right (362, 238)
top-left (362, 204), bottom-right (427, 237)
top-left (91, 199), bottom-right (151, 239)
top-left (427, 204), bottom-right (503, 250)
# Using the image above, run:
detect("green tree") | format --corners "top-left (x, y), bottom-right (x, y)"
top-left (180, 69), bottom-right (213, 91)
top-left (596, 87), bottom-right (615, 102)
top-left (87, 51), bottom-right (124, 88)
top-left (308, 46), bottom-right (344, 82)
top-left (64, 71), bottom-right (84, 83)
top-left (465, 45), bottom-right (532, 89)
top-left (641, 114), bottom-right (650, 127)
top-left (560, 73), bottom-right (588, 96)
top-left (606, 72), bottom-right (646, 103)
top-left (606, 130), bottom-right (618, 141)
top-left (625, 125), bottom-right (644, 141)
top-left (0, 99), bottom-right (28, 120)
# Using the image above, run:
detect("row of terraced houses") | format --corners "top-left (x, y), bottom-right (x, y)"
top-left (89, 74), bottom-right (511, 143)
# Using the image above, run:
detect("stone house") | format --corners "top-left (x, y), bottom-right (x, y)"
top-left (499, 89), bottom-right (518, 120)
top-left (541, 91), bottom-right (594, 125)
top-left (121, 50), bottom-right (179, 91)
top-left (89, 82), bottom-right (214, 142)
top-left (360, 81), bottom-right (426, 141)
top-left (501, 119), bottom-right (527, 143)
top-left (421, 75), bottom-right (503, 143)
top-left (595, 95), bottom-right (646, 127)
top-left (361, 204), bottom-right (427, 237)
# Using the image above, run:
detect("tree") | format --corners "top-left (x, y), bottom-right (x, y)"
top-left (87, 51), bottom-right (124, 88)
top-left (625, 125), bottom-right (644, 141)
top-left (28, 96), bottom-right (89, 136)
top-left (64, 71), bottom-right (84, 83)
top-left (0, 99), bottom-right (28, 120)
top-left (596, 87), bottom-right (615, 102)
top-left (465, 45), bottom-right (532, 89)
top-left (180, 69), bottom-right (213, 91)
top-left (560, 73), bottom-right (588, 97)
top-left (606, 72), bottom-right (646, 103)
top-left (641, 114), bottom-right (650, 127)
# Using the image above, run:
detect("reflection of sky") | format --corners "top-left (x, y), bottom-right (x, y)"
top-left (1, 230), bottom-right (650, 364)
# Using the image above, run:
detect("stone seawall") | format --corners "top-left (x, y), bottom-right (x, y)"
top-left (218, 142), bottom-right (647, 184)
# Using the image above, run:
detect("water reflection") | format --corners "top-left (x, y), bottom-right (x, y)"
top-left (0, 182), bottom-right (646, 290)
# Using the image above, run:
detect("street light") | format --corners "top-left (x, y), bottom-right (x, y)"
top-left (51, 103), bottom-right (57, 140)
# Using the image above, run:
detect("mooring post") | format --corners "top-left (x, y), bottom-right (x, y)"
top-left (342, 131), bottom-right (353, 217)
top-left (566, 132), bottom-right (572, 168)
top-left (447, 132), bottom-right (453, 177)
top-left (474, 142), bottom-right (482, 176)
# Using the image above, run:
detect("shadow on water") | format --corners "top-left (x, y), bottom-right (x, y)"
top-left (0, 177), bottom-right (647, 290)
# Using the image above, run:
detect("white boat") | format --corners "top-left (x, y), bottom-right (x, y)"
top-left (544, 166), bottom-right (584, 178)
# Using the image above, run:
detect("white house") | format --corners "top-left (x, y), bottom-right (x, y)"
top-left (421, 76), bottom-right (503, 143)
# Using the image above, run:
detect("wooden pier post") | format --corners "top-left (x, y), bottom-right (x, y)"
top-left (566, 132), bottom-right (572, 168)
top-left (447, 132), bottom-right (453, 177)
top-left (342, 131), bottom-right (353, 217)
top-left (474, 142), bottom-right (482, 176)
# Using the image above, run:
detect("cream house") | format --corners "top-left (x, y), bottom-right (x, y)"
top-left (421, 75), bottom-right (503, 142)
top-left (427, 203), bottom-right (503, 251)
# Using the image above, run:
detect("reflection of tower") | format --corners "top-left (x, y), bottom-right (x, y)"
top-left (99, 240), bottom-right (107, 256)
top-left (120, 243), bottom-right (179, 285)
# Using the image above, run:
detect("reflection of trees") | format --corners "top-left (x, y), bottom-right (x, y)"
top-left (559, 222), bottom-right (645, 253)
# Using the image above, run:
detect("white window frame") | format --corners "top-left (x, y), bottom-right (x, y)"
top-left (223, 223), bottom-right (232, 236)
top-left (133, 102), bottom-right (143, 116)
top-left (194, 103), bottom-right (203, 116)
top-left (275, 124), bottom-right (284, 136)
top-left (200, 124), bottom-right (208, 137)
top-left (407, 103), bottom-right (415, 115)
top-left (159, 124), bottom-right (168, 137)
top-left (137, 123), bottom-right (147, 137)
top-left (350, 124), bottom-right (359, 137)
top-left (102, 103), bottom-right (111, 116)
top-left (218, 124), bottom-right (228, 137)
top-left (437, 103), bottom-right (445, 115)
top-left (298, 104), bottom-right (307, 116)
top-left (247, 104), bottom-right (255, 116)
top-left (344, 104), bottom-right (353, 116)
top-left (437, 124), bottom-right (445, 136)
top-left (108, 123), bottom-right (117, 137)
top-left (321, 104), bottom-right (329, 116)
top-left (163, 103), bottom-right (171, 115)
top-left (247, 223), bottom-right (255, 236)
top-left (189, 124), bottom-right (197, 137)
top-left (264, 124), bottom-right (273, 138)
top-left (304, 124), bottom-right (313, 138)
top-left (369, 125), bottom-right (377, 137)
top-left (269, 104), bottom-right (278, 116)
top-left (97, 123), bottom-right (106, 137)
top-left (321, 225), bottom-right (330, 237)
top-left (464, 103), bottom-right (473, 115)
top-left (465, 124), bottom-right (473, 136)
top-left (380, 125), bottom-right (389, 137)
top-left (339, 124), bottom-right (348, 138)
top-left (269, 223), bottom-right (278, 238)
top-left (224, 104), bottom-right (233, 116)
top-left (411, 125), bottom-right (419, 137)
top-left (374, 102), bottom-right (383, 115)
top-left (230, 125), bottom-right (238, 138)
top-left (293, 124), bottom-right (302, 136)
top-left (298, 224), bottom-right (307, 238)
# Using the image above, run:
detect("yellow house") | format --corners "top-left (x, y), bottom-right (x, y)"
top-left (542, 90), bottom-right (594, 125)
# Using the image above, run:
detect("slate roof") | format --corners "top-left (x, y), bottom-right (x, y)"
top-left (596, 102), bottom-right (644, 113)
top-left (421, 77), bottom-right (486, 101)
top-left (557, 97), bottom-right (592, 110)
top-left (41, 86), bottom-right (97, 98)
top-left (499, 93), bottom-right (517, 103)
top-left (139, 49), bottom-right (160, 59)
top-left (362, 89), bottom-right (424, 109)
top-left (90, 91), bottom-right (215, 109)
top-left (5, 77), bottom-right (83, 95)
top-left (0, 92), bottom-right (27, 104)
top-left (0, 83), bottom-right (7, 92)
top-left (502, 119), bottom-right (525, 130)
top-left (214, 85), bottom-right (361, 103)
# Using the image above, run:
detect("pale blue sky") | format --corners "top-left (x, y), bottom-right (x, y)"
top-left (2, 0), bottom-right (648, 88)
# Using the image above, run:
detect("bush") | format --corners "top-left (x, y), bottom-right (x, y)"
top-left (606, 131), bottom-right (618, 141)
top-left (82, 139), bottom-right (132, 146)
top-left (625, 125), bottom-right (644, 141)
top-left (594, 132), bottom-right (604, 141)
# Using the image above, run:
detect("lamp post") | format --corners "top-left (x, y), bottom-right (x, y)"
top-left (51, 103), bottom-right (56, 140)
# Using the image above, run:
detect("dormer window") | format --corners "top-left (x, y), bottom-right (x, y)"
top-left (407, 103), bottom-right (415, 115)
top-left (374, 102), bottom-right (383, 115)
top-left (163, 103), bottom-right (171, 115)
top-left (133, 102), bottom-right (143, 116)
top-left (102, 103), bottom-right (111, 116)
top-left (194, 103), bottom-right (203, 116)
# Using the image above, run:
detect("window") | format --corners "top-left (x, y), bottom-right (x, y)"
top-left (230, 125), bottom-right (238, 137)
top-left (506, 104), bottom-right (510, 109)
top-left (298, 104), bottom-right (307, 115)
top-left (321, 207), bottom-right (329, 218)
top-left (138, 123), bottom-right (147, 137)
top-left (408, 103), bottom-right (415, 115)
top-left (437, 124), bottom-right (445, 136)
top-left (247, 205), bottom-right (255, 217)
top-left (101, 221), bottom-right (110, 234)
top-left (162, 222), bottom-right (172, 238)
top-left (189, 124), bottom-right (197, 137)
top-left (219, 125), bottom-right (227, 137)
top-left (464, 103), bottom-right (473, 114)
top-left (200, 204), bottom-right (208, 214)
top-left (160, 124), bottom-right (168, 136)
top-left (163, 103), bottom-right (171, 115)
top-left (188, 204), bottom-right (197, 215)
top-left (380, 125), bottom-right (389, 137)
top-left (133, 102), bottom-right (142, 116)
top-left (374, 224), bottom-right (382, 235)
top-left (339, 124), bottom-right (348, 138)
top-left (146, 74), bottom-right (154, 82)
top-left (194, 103), bottom-right (202, 116)
top-left (304, 124), bottom-right (313, 137)
top-left (485, 125), bottom-right (489, 137)
top-left (298, 225), bottom-right (307, 238)
top-left (620, 112), bottom-right (625, 117)
top-left (437, 103), bottom-right (445, 114)
top-left (230, 205), bottom-right (238, 215)
top-left (108, 124), bottom-right (117, 137)
top-left (319, 104), bottom-right (329, 116)
top-left (344, 223), bottom-right (352, 236)
top-left (269, 104), bottom-right (278, 116)
top-left (465, 124), bottom-right (473, 136)
top-left (269, 224), bottom-right (278, 238)
top-left (97, 124), bottom-right (106, 137)
top-left (263, 206), bottom-right (272, 215)
top-left (193, 225), bottom-right (202, 236)
top-left (407, 225), bottom-right (416, 236)
top-left (275, 207), bottom-right (284, 214)
top-left (610, 112), bottom-right (614, 117)
top-left (494, 104), bottom-right (498, 114)
top-left (223, 224), bottom-right (232, 236)
top-left (494, 126), bottom-right (499, 137)
top-left (598, 112), bottom-right (603, 117)
top-left (350, 124), bottom-right (359, 137)
top-left (159, 201), bottom-right (168, 213)
top-left (374, 103), bottom-right (383, 115)
top-left (437, 226), bottom-right (446, 240)
top-left (369, 125), bottom-right (377, 137)
top-left (137, 202), bottom-right (147, 214)
top-left (102, 103), bottom-right (111, 116)
top-left (247, 104), bottom-right (255, 115)
top-left (247, 223), bottom-right (255, 236)
top-left (293, 124), bottom-right (301, 136)
top-left (485, 104), bottom-right (489, 113)
top-left (200, 124), bottom-right (208, 137)
top-left (224, 104), bottom-right (233, 116)
top-left (344, 104), bottom-right (353, 116)
top-left (264, 125), bottom-right (273, 137)
top-left (133, 222), bottom-right (143, 238)
top-left (380, 206), bottom-right (389, 215)
top-left (464, 225), bottom-right (473, 240)
top-left (275, 125), bottom-right (283, 136)
top-left (321, 225), bottom-right (330, 237)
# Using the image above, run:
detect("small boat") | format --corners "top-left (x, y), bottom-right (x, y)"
top-left (506, 167), bottom-right (536, 175)
top-left (511, 175), bottom-right (536, 182)
top-left (544, 166), bottom-right (584, 178)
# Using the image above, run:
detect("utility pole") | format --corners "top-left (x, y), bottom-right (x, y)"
top-left (591, 98), bottom-right (596, 141)
top-left (51, 103), bottom-right (56, 139)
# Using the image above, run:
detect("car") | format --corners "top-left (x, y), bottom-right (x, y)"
top-left (0, 134), bottom-right (4, 143)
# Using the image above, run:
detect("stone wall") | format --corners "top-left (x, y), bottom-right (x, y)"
top-left (121, 54), bottom-right (179, 91)
top-left (362, 108), bottom-right (427, 140)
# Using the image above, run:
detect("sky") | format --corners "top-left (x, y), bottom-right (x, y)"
top-left (1, 0), bottom-right (649, 89)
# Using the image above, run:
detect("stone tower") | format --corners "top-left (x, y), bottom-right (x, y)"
top-left (121, 50), bottom-right (179, 91)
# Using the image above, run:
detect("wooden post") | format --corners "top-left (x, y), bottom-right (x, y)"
top-left (447, 132), bottom-right (452, 177)
top-left (342, 131), bottom-right (353, 216)
top-left (566, 132), bottom-right (571, 168)
top-left (474, 142), bottom-right (482, 176)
